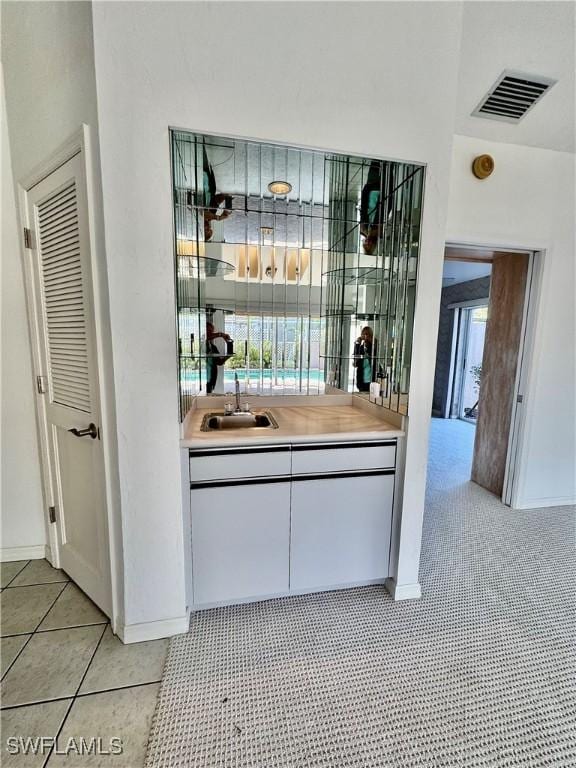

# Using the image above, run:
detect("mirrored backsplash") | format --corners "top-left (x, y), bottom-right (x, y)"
top-left (172, 130), bottom-right (424, 419)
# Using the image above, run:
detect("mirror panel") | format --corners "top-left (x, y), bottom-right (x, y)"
top-left (172, 131), bottom-right (423, 418)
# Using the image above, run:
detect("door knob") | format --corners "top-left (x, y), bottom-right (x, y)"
top-left (68, 423), bottom-right (98, 439)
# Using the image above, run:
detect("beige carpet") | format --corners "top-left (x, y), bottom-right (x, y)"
top-left (145, 419), bottom-right (576, 767)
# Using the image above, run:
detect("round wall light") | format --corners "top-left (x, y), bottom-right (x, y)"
top-left (472, 154), bottom-right (495, 180)
top-left (268, 180), bottom-right (292, 195)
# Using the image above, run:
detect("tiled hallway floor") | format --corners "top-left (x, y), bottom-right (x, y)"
top-left (1, 559), bottom-right (169, 767)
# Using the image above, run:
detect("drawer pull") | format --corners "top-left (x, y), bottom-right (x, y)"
top-left (191, 475), bottom-right (291, 490)
top-left (190, 445), bottom-right (290, 458)
top-left (292, 440), bottom-right (396, 451)
top-left (291, 469), bottom-right (395, 482)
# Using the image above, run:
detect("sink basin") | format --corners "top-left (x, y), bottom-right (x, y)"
top-left (201, 411), bottom-right (279, 432)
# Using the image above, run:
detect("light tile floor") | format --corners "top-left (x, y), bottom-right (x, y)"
top-left (1, 559), bottom-right (169, 767)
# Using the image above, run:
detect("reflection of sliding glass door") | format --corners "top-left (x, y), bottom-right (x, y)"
top-left (456, 305), bottom-right (488, 422)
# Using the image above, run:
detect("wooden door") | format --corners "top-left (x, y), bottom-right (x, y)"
top-left (471, 253), bottom-right (529, 496)
top-left (26, 152), bottom-right (111, 615)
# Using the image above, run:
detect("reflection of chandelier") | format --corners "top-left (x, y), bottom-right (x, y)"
top-left (267, 180), bottom-right (292, 195)
top-left (237, 245), bottom-right (310, 281)
top-left (176, 239), bottom-right (311, 282)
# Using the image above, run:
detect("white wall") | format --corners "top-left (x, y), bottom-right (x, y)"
top-left (447, 135), bottom-right (576, 507)
top-left (1, 65), bottom-right (47, 560)
top-left (91, 0), bottom-right (464, 614)
top-left (1, 2), bottom-right (124, 626)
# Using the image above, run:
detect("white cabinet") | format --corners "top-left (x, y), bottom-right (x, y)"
top-left (191, 480), bottom-right (290, 606)
top-left (289, 472), bottom-right (394, 591)
top-left (188, 438), bottom-right (398, 608)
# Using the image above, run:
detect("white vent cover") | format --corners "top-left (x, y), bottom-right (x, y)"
top-left (472, 71), bottom-right (556, 124)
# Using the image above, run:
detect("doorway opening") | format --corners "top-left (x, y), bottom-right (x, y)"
top-left (430, 244), bottom-right (537, 504)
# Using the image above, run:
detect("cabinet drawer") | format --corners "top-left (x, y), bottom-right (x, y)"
top-left (189, 445), bottom-right (291, 483)
top-left (291, 441), bottom-right (396, 475)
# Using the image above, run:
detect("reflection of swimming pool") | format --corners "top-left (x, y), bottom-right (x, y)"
top-left (180, 368), bottom-right (324, 384)
top-left (181, 368), bottom-right (324, 391)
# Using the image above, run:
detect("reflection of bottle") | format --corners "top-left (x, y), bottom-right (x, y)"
top-left (377, 370), bottom-right (384, 397)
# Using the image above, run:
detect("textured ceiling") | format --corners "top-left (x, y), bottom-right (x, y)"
top-left (455, 2), bottom-right (575, 153)
top-left (442, 260), bottom-right (492, 287)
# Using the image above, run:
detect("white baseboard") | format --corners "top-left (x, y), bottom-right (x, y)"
top-left (117, 613), bottom-right (190, 644)
top-left (384, 578), bottom-right (422, 600)
top-left (513, 496), bottom-right (576, 510)
top-left (1, 545), bottom-right (48, 562)
top-left (190, 579), bottom-right (388, 612)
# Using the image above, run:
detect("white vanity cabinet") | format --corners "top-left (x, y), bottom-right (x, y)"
top-left (188, 438), bottom-right (398, 608)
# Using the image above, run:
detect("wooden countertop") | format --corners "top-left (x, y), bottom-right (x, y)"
top-left (181, 405), bottom-right (404, 449)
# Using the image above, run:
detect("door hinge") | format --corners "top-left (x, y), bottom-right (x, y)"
top-left (48, 506), bottom-right (57, 524)
top-left (36, 375), bottom-right (47, 394)
top-left (517, 394), bottom-right (524, 403)
top-left (23, 227), bottom-right (33, 249)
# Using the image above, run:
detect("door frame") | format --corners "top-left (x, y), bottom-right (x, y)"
top-left (502, 252), bottom-right (543, 506)
top-left (18, 125), bottom-right (122, 630)
top-left (444, 240), bottom-right (545, 508)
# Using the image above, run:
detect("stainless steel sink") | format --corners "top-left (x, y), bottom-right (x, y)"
top-left (201, 411), bottom-right (279, 432)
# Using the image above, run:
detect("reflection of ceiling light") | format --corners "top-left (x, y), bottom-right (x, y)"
top-left (268, 180), bottom-right (292, 195)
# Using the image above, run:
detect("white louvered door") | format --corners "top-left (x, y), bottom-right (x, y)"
top-left (26, 152), bottom-right (111, 615)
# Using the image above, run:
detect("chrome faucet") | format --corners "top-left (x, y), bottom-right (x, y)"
top-left (234, 372), bottom-right (242, 413)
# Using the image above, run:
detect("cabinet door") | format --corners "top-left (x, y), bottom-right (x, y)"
top-left (191, 481), bottom-right (290, 605)
top-left (290, 473), bottom-right (394, 591)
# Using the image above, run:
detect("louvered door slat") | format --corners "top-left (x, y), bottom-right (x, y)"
top-left (40, 209), bottom-right (78, 235)
top-left (41, 233), bottom-right (80, 254)
top-left (38, 180), bottom-right (91, 413)
top-left (42, 245), bottom-right (81, 263)
top-left (45, 286), bottom-right (83, 299)
top-left (37, 184), bottom-right (76, 215)
top-left (39, 194), bottom-right (77, 221)
top-left (43, 261), bottom-right (82, 278)
top-left (40, 221), bottom-right (79, 247)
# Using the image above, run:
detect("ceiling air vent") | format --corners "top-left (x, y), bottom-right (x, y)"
top-left (472, 71), bottom-right (557, 124)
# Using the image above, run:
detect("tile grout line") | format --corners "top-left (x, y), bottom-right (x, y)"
top-left (76, 680), bottom-right (163, 699)
top-left (1, 559), bottom-right (31, 588)
top-left (1, 581), bottom-right (69, 682)
top-left (0, 633), bottom-right (35, 684)
top-left (0, 680), bottom-right (163, 711)
top-left (41, 622), bottom-right (109, 768)
top-left (1, 621), bottom-right (109, 642)
top-left (4, 580), bottom-right (70, 590)
top-left (36, 621), bottom-right (109, 635)
top-left (3, 564), bottom-right (167, 768)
